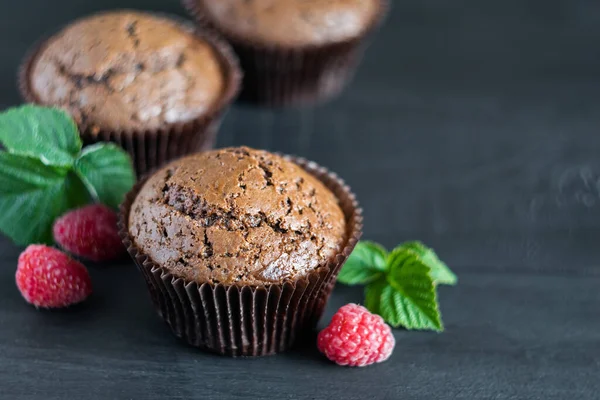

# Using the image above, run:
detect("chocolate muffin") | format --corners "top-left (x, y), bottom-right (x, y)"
top-left (20, 11), bottom-right (241, 174)
top-left (129, 147), bottom-right (346, 285)
top-left (184, 0), bottom-right (388, 106)
top-left (198, 0), bottom-right (380, 47)
top-left (120, 147), bottom-right (363, 356)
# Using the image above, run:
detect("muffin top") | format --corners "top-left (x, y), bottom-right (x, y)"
top-left (29, 11), bottom-right (225, 131)
top-left (128, 147), bottom-right (347, 286)
top-left (198, 0), bottom-right (381, 47)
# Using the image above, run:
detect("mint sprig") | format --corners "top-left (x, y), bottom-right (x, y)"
top-left (0, 105), bottom-right (135, 245)
top-left (74, 143), bottom-right (136, 208)
top-left (339, 241), bottom-right (457, 331)
top-left (337, 241), bottom-right (387, 284)
top-left (396, 241), bottom-right (457, 285)
top-left (0, 105), bottom-right (82, 168)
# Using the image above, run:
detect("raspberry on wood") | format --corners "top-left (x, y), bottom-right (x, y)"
top-left (53, 204), bottom-right (125, 262)
top-left (318, 303), bottom-right (395, 367)
top-left (16, 245), bottom-right (92, 308)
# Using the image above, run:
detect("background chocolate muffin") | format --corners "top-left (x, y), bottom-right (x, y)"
top-left (21, 10), bottom-right (241, 174)
top-left (184, 0), bottom-right (388, 106)
top-left (29, 11), bottom-right (224, 131)
top-left (120, 147), bottom-right (362, 356)
top-left (198, 0), bottom-right (380, 47)
top-left (128, 147), bottom-right (346, 285)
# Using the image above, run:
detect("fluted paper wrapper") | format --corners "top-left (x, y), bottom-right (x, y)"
top-left (18, 12), bottom-right (242, 176)
top-left (183, 0), bottom-right (389, 107)
top-left (119, 156), bottom-right (362, 356)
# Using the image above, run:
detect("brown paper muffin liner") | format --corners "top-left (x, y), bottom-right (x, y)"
top-left (18, 11), bottom-right (242, 176)
top-left (183, 0), bottom-right (389, 107)
top-left (118, 155), bottom-right (363, 356)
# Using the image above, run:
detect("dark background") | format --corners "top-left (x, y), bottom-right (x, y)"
top-left (1, 0), bottom-right (599, 399)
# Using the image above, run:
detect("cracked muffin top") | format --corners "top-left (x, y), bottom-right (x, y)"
top-left (197, 0), bottom-right (381, 47)
top-left (29, 11), bottom-right (224, 131)
top-left (128, 147), bottom-right (347, 286)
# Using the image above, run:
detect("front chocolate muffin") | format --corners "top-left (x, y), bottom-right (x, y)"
top-left (120, 147), bottom-right (362, 356)
top-left (129, 147), bottom-right (346, 285)
top-left (21, 11), bottom-right (241, 174)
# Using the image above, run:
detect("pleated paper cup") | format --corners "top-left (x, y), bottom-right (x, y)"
top-left (182, 0), bottom-right (390, 107)
top-left (18, 11), bottom-right (242, 176)
top-left (119, 155), bottom-right (363, 356)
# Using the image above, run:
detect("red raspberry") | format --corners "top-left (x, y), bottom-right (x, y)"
top-left (318, 303), bottom-right (395, 367)
top-left (53, 204), bottom-right (125, 262)
top-left (16, 245), bottom-right (92, 308)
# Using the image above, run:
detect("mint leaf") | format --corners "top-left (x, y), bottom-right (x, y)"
top-left (0, 105), bottom-right (136, 246)
top-left (74, 143), bottom-right (135, 209)
top-left (0, 105), bottom-right (81, 168)
top-left (364, 277), bottom-right (388, 315)
top-left (397, 241), bottom-right (457, 285)
top-left (0, 153), bottom-right (89, 244)
top-left (338, 241), bottom-right (388, 285)
top-left (383, 248), bottom-right (443, 331)
top-left (341, 239), bottom-right (453, 332)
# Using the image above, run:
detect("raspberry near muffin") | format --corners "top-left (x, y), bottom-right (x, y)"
top-left (184, 0), bottom-right (387, 106)
top-left (120, 147), bottom-right (362, 356)
top-left (21, 11), bottom-right (240, 174)
top-left (128, 147), bottom-right (346, 285)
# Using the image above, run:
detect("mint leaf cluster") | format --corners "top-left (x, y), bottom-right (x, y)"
top-left (0, 105), bottom-right (135, 245)
top-left (338, 241), bottom-right (457, 331)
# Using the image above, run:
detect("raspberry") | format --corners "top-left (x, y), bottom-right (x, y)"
top-left (16, 245), bottom-right (92, 308)
top-left (53, 204), bottom-right (125, 262)
top-left (318, 303), bottom-right (395, 367)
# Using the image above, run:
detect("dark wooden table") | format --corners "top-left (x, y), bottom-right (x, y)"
top-left (1, 1), bottom-right (599, 399)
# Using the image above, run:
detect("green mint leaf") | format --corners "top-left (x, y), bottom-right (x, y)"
top-left (0, 105), bottom-right (82, 168)
top-left (383, 248), bottom-right (443, 331)
top-left (338, 241), bottom-right (388, 285)
top-left (397, 241), bottom-right (457, 286)
top-left (364, 277), bottom-right (388, 315)
top-left (0, 153), bottom-right (89, 244)
top-left (74, 143), bottom-right (136, 209)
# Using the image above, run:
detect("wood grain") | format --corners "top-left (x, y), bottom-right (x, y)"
top-left (1, 0), bottom-right (599, 398)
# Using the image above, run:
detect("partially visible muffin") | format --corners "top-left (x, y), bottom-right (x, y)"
top-left (184, 0), bottom-right (387, 106)
top-left (128, 147), bottom-right (346, 285)
top-left (21, 10), bottom-right (241, 174)
top-left (198, 0), bottom-right (381, 47)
